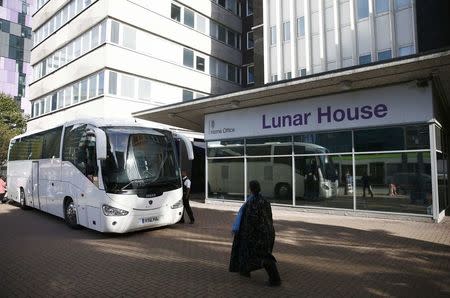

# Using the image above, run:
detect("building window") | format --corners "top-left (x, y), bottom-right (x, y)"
top-left (297, 17), bottom-right (305, 37)
top-left (283, 21), bottom-right (290, 42)
top-left (120, 75), bottom-right (136, 98)
top-left (377, 49), bottom-right (392, 61)
top-left (227, 64), bottom-right (236, 82)
top-left (138, 79), bottom-right (152, 101)
top-left (247, 65), bottom-right (254, 84)
top-left (98, 72), bottom-right (104, 95)
top-left (111, 21), bottom-right (120, 44)
top-left (375, 0), bottom-right (389, 14)
top-left (218, 25), bottom-right (226, 42)
top-left (109, 71), bottom-right (117, 95)
top-left (197, 14), bottom-right (206, 33)
top-left (218, 61), bottom-right (227, 79)
top-left (183, 48), bottom-right (194, 67)
top-left (246, 0), bottom-right (253, 16)
top-left (399, 45), bottom-right (414, 56)
top-left (270, 26), bottom-right (276, 45)
top-left (359, 54), bottom-right (371, 65)
top-left (395, 0), bottom-right (410, 10)
top-left (196, 56), bottom-right (205, 71)
top-left (171, 4), bottom-right (181, 21)
top-left (80, 79), bottom-right (88, 101)
top-left (122, 26), bottom-right (136, 50)
top-left (284, 72), bottom-right (292, 80)
top-left (247, 31), bottom-right (254, 49)
top-left (73, 83), bottom-right (80, 103)
top-left (182, 89), bottom-right (194, 101)
top-left (298, 68), bottom-right (307, 77)
top-left (184, 8), bottom-right (195, 28)
top-left (357, 0), bottom-right (369, 19)
top-left (88, 75), bottom-right (97, 98)
top-left (271, 74), bottom-right (278, 82)
top-left (227, 30), bottom-right (236, 47)
top-left (57, 91), bottom-right (63, 110)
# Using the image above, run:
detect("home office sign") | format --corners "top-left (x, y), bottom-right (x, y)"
top-left (204, 83), bottom-right (433, 141)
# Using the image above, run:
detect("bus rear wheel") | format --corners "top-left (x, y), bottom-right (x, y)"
top-left (20, 189), bottom-right (31, 210)
top-left (64, 199), bottom-right (80, 229)
top-left (275, 183), bottom-right (292, 200)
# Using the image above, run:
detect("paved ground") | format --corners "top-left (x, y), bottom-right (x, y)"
top-left (0, 200), bottom-right (449, 297)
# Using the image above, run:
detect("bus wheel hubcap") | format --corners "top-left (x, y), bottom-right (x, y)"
top-left (66, 202), bottom-right (76, 223)
top-left (279, 185), bottom-right (289, 197)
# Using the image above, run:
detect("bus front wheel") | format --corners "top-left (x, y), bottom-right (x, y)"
top-left (20, 189), bottom-right (31, 210)
top-left (64, 199), bottom-right (80, 229)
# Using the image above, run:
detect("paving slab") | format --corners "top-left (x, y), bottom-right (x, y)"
top-left (0, 201), bottom-right (449, 297)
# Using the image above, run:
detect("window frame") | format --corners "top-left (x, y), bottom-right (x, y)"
top-left (246, 0), bottom-right (253, 16)
top-left (283, 21), bottom-right (291, 42)
top-left (247, 65), bottom-right (254, 84)
top-left (246, 31), bottom-right (254, 49)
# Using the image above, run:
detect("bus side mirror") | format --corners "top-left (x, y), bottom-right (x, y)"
top-left (94, 128), bottom-right (107, 160)
top-left (174, 133), bottom-right (194, 160)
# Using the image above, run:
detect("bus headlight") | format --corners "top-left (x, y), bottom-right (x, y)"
top-left (102, 205), bottom-right (129, 216)
top-left (170, 199), bottom-right (183, 209)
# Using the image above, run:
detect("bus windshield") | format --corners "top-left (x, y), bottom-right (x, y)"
top-left (101, 127), bottom-right (181, 193)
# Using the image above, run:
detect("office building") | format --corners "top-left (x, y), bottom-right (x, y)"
top-left (28, 0), bottom-right (244, 130)
top-left (0, 0), bottom-right (33, 112)
top-left (134, 0), bottom-right (450, 221)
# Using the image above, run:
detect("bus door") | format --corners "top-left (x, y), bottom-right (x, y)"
top-left (32, 161), bottom-right (40, 209)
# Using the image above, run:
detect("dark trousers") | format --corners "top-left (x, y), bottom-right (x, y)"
top-left (363, 185), bottom-right (373, 197)
top-left (262, 257), bottom-right (281, 286)
top-left (181, 196), bottom-right (195, 223)
top-left (0, 193), bottom-right (5, 203)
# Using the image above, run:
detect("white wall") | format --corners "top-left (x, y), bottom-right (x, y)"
top-left (264, 0), bottom-right (417, 82)
top-left (27, 95), bottom-right (160, 132)
top-left (29, 0), bottom-right (243, 131)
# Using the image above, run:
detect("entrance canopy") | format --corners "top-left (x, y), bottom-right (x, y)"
top-left (133, 50), bottom-right (450, 132)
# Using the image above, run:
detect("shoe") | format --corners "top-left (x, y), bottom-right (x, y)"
top-left (266, 280), bottom-right (281, 287)
top-left (239, 271), bottom-right (251, 278)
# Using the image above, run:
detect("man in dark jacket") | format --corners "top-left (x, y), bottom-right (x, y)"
top-left (229, 180), bottom-right (281, 287)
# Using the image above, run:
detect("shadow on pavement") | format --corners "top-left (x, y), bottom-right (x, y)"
top-left (0, 202), bottom-right (449, 297)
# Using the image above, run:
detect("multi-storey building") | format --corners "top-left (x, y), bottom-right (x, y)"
top-left (28, 0), bottom-right (244, 130)
top-left (263, 0), bottom-right (417, 83)
top-left (246, 0), bottom-right (450, 86)
top-left (134, 0), bottom-right (450, 221)
top-left (0, 0), bottom-right (33, 111)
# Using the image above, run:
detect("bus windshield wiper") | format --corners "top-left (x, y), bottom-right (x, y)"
top-left (152, 179), bottom-right (180, 188)
top-left (121, 177), bottom-right (156, 190)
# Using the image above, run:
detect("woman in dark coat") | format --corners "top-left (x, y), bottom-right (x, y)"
top-left (229, 180), bottom-right (281, 286)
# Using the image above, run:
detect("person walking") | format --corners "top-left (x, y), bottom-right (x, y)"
top-left (362, 173), bottom-right (374, 198)
top-left (179, 170), bottom-right (195, 224)
top-left (0, 175), bottom-right (7, 204)
top-left (229, 180), bottom-right (281, 287)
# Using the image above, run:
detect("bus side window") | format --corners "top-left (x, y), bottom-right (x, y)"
top-left (63, 125), bottom-right (98, 182)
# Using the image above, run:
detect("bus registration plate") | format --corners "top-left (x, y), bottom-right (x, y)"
top-left (141, 216), bottom-right (159, 224)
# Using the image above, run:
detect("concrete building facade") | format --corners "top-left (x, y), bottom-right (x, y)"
top-left (28, 0), bottom-right (244, 131)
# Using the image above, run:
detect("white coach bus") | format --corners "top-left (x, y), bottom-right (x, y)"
top-left (7, 118), bottom-right (193, 233)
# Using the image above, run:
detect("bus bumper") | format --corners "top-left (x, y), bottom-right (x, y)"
top-left (101, 206), bottom-right (183, 233)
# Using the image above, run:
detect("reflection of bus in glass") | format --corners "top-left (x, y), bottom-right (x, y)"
top-left (7, 119), bottom-right (193, 233)
top-left (208, 142), bottom-right (338, 200)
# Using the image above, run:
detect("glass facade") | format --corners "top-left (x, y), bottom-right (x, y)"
top-left (207, 124), bottom-right (444, 217)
